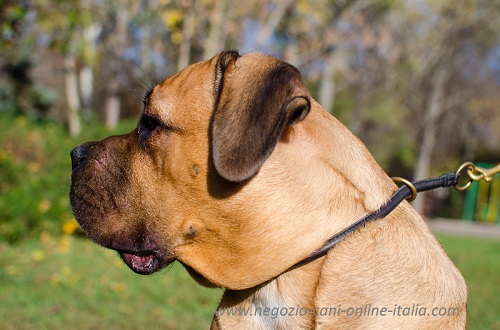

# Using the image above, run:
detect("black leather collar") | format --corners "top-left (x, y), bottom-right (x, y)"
top-left (285, 172), bottom-right (460, 273)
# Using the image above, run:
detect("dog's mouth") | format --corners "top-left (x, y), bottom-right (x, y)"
top-left (76, 224), bottom-right (175, 276)
top-left (119, 251), bottom-right (161, 275)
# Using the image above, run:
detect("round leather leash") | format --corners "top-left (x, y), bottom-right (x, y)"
top-left (286, 162), bottom-right (500, 273)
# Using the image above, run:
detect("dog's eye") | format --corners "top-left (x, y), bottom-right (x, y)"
top-left (138, 115), bottom-right (162, 145)
top-left (141, 115), bottom-right (161, 133)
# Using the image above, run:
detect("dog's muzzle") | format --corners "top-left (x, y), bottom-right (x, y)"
top-left (69, 137), bottom-right (174, 275)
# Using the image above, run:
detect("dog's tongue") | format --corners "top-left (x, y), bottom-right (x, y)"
top-left (120, 252), bottom-right (155, 274)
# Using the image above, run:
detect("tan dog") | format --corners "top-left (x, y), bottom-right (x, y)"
top-left (70, 51), bottom-right (467, 329)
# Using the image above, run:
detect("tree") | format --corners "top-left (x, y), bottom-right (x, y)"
top-left (1, 1), bottom-right (58, 119)
top-left (101, 0), bottom-right (130, 130)
top-left (203, 0), bottom-right (228, 60)
top-left (389, 0), bottom-right (500, 214)
top-left (177, 0), bottom-right (195, 70)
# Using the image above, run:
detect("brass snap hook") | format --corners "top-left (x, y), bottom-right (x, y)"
top-left (454, 162), bottom-right (475, 191)
top-left (469, 163), bottom-right (500, 182)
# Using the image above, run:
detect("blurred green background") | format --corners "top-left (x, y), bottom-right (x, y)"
top-left (1, 0), bottom-right (499, 329)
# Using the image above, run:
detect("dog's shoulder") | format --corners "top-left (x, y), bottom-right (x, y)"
top-left (314, 202), bottom-right (467, 328)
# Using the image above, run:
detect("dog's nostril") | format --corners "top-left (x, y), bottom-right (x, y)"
top-left (71, 143), bottom-right (91, 170)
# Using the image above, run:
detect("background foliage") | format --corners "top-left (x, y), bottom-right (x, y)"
top-left (0, 115), bottom-right (136, 243)
top-left (1, 0), bottom-right (499, 240)
top-left (1, 1), bottom-right (499, 328)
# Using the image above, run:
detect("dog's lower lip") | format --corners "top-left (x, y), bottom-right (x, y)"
top-left (119, 251), bottom-right (159, 275)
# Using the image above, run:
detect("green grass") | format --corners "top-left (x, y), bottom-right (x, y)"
top-left (0, 235), bottom-right (221, 329)
top-left (0, 234), bottom-right (498, 329)
top-left (436, 234), bottom-right (500, 329)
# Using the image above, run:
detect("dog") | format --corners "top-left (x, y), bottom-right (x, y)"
top-left (70, 51), bottom-right (467, 329)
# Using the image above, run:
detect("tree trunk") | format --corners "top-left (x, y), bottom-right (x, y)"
top-left (104, 78), bottom-right (121, 130)
top-left (79, 64), bottom-right (93, 118)
top-left (256, 0), bottom-right (294, 48)
top-left (318, 52), bottom-right (336, 113)
top-left (412, 65), bottom-right (450, 215)
top-left (104, 0), bottom-right (128, 130)
top-left (283, 42), bottom-right (300, 67)
top-left (349, 78), bottom-right (369, 137)
top-left (80, 22), bottom-right (101, 119)
top-left (203, 0), bottom-right (226, 60)
top-left (63, 54), bottom-right (81, 137)
top-left (178, 0), bottom-right (195, 71)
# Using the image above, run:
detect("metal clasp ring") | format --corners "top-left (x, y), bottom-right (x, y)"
top-left (454, 162), bottom-right (475, 191)
top-left (392, 177), bottom-right (417, 202)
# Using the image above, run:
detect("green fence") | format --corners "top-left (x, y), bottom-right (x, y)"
top-left (462, 163), bottom-right (500, 224)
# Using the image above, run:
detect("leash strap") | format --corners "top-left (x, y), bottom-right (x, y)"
top-left (286, 172), bottom-right (460, 272)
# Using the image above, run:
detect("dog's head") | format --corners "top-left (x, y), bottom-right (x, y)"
top-left (70, 51), bottom-right (384, 289)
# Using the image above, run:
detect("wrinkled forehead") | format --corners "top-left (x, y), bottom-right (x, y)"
top-left (142, 57), bottom-right (218, 129)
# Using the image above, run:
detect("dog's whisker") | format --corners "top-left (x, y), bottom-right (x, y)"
top-left (132, 61), bottom-right (154, 91)
top-left (157, 263), bottom-right (175, 278)
top-left (129, 72), bottom-right (151, 92)
top-left (118, 78), bottom-right (148, 91)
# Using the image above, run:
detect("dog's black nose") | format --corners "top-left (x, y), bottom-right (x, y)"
top-left (71, 143), bottom-right (92, 171)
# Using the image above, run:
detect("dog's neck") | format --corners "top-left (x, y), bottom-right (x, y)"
top-left (213, 203), bottom-right (428, 329)
top-left (214, 256), bottom-right (326, 329)
top-left (213, 204), bottom-right (407, 329)
top-left (212, 105), bottom-right (401, 328)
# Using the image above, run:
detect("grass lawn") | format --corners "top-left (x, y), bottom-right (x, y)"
top-left (0, 235), bottom-right (221, 330)
top-left (1, 233), bottom-right (499, 329)
top-left (437, 234), bottom-right (500, 329)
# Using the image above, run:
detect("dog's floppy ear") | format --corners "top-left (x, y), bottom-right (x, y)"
top-left (211, 51), bottom-right (311, 182)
